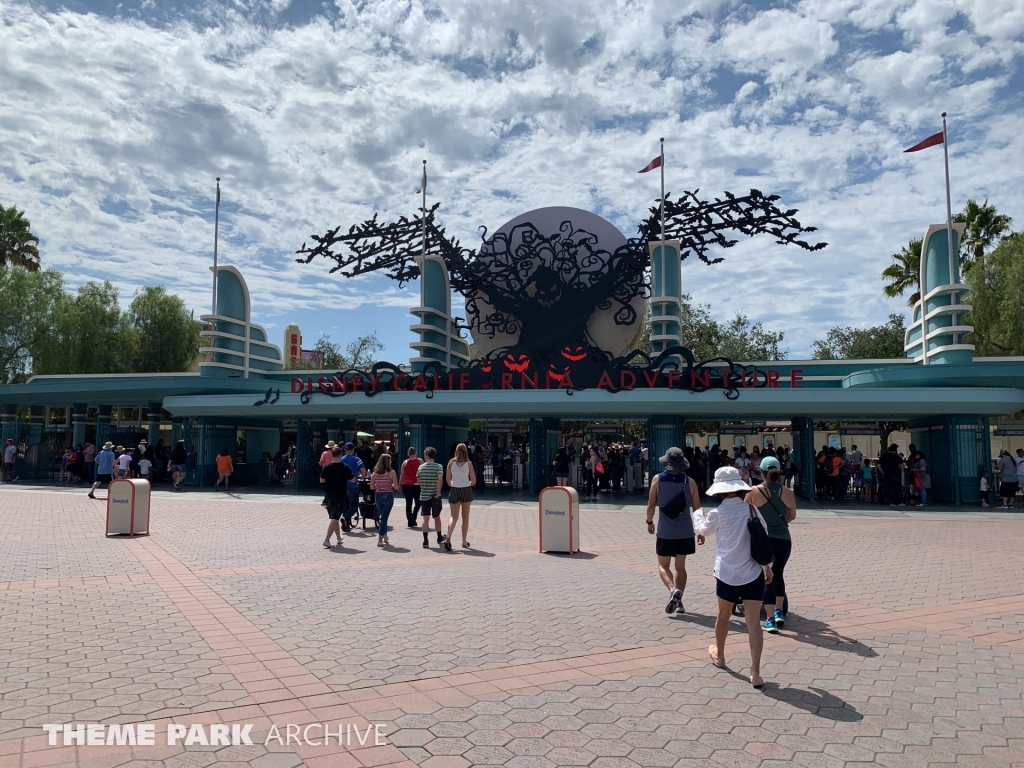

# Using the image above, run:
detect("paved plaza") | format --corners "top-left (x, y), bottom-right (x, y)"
top-left (1, 487), bottom-right (1024, 768)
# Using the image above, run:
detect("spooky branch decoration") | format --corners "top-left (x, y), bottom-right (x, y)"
top-left (297, 189), bottom-right (825, 362)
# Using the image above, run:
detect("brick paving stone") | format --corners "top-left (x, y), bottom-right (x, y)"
top-left (2, 490), bottom-right (1024, 767)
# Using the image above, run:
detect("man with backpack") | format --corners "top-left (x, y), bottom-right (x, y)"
top-left (645, 447), bottom-right (704, 615)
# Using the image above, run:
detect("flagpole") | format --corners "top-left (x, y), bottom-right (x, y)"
top-left (212, 177), bottom-right (220, 316)
top-left (421, 160), bottom-right (427, 260)
top-left (941, 112), bottom-right (955, 284)
top-left (659, 137), bottom-right (666, 246)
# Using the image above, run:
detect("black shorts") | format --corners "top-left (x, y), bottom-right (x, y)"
top-left (716, 572), bottom-right (766, 604)
top-left (96, 473), bottom-right (112, 484)
top-left (999, 481), bottom-right (1019, 497)
top-left (421, 496), bottom-right (443, 518)
top-left (326, 498), bottom-right (346, 520)
top-left (656, 537), bottom-right (696, 558)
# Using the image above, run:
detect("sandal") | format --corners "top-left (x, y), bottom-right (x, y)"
top-left (750, 675), bottom-right (764, 689)
top-left (708, 645), bottom-right (725, 669)
top-left (444, 540), bottom-right (452, 551)
top-left (462, 541), bottom-right (470, 548)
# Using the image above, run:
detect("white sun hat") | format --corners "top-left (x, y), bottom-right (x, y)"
top-left (707, 466), bottom-right (752, 496)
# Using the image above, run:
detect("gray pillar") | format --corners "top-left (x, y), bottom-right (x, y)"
top-left (1, 404), bottom-right (17, 447)
top-left (529, 418), bottom-right (560, 493)
top-left (791, 417), bottom-right (815, 501)
top-left (147, 402), bottom-right (162, 446)
top-left (72, 403), bottom-right (88, 447)
top-left (648, 416), bottom-right (685, 484)
top-left (28, 406), bottom-right (45, 447)
top-left (95, 405), bottom-right (113, 451)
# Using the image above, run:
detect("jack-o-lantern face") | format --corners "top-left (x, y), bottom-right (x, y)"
top-left (561, 346), bottom-right (586, 362)
top-left (547, 364), bottom-right (571, 382)
top-left (504, 354), bottom-right (530, 373)
top-left (479, 361), bottom-right (493, 373)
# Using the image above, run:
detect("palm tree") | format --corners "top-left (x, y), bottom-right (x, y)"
top-left (882, 237), bottom-right (922, 306)
top-left (953, 198), bottom-right (1013, 273)
top-left (0, 204), bottom-right (41, 272)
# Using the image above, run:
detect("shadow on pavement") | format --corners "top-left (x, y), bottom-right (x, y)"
top-left (782, 616), bottom-right (879, 657)
top-left (454, 548), bottom-right (496, 557)
top-left (761, 685), bottom-right (864, 721)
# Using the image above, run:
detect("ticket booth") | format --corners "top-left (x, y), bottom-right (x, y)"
top-left (106, 479), bottom-right (151, 536)
top-left (538, 486), bottom-right (580, 554)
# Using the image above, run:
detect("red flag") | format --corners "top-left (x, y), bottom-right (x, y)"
top-left (638, 156), bottom-right (662, 173)
top-left (904, 131), bottom-right (944, 153)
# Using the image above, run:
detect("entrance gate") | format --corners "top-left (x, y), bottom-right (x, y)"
top-left (182, 421), bottom-right (236, 487)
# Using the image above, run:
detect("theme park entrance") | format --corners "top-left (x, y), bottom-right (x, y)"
top-left (2, 202), bottom-right (1023, 505)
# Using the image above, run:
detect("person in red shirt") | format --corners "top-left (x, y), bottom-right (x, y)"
top-left (400, 447), bottom-right (423, 527)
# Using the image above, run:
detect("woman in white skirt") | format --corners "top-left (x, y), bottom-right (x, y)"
top-left (694, 466), bottom-right (774, 688)
top-left (445, 443), bottom-right (476, 550)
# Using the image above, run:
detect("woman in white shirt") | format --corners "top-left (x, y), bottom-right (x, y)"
top-left (694, 466), bottom-right (773, 688)
top-left (444, 443), bottom-right (477, 550)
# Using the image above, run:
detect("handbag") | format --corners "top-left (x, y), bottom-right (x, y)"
top-left (747, 504), bottom-right (775, 566)
top-left (595, 461), bottom-right (605, 476)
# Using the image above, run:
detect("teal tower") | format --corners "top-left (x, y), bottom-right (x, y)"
top-left (199, 266), bottom-right (284, 378)
top-left (648, 241), bottom-right (682, 358)
top-left (904, 223), bottom-right (973, 365)
top-left (410, 254), bottom-right (470, 371)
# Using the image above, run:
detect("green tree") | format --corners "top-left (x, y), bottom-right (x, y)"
top-left (291, 332), bottom-right (385, 370)
top-left (953, 198), bottom-right (1013, 273)
top-left (881, 238), bottom-right (923, 306)
top-left (128, 286), bottom-right (203, 372)
top-left (635, 295), bottom-right (787, 361)
top-left (963, 233), bottom-right (1024, 355)
top-left (0, 204), bottom-right (41, 272)
top-left (812, 314), bottom-right (906, 360)
top-left (35, 281), bottom-right (137, 375)
top-left (0, 264), bottom-right (63, 383)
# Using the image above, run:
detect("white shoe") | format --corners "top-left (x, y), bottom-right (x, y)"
top-left (322, 539), bottom-right (332, 549)
top-left (665, 589), bottom-right (683, 614)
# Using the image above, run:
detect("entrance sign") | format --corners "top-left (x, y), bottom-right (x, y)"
top-left (288, 346), bottom-right (805, 407)
top-left (539, 486), bottom-right (580, 554)
top-left (106, 479), bottom-right (151, 537)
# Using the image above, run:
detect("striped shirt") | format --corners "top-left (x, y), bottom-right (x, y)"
top-left (417, 461), bottom-right (443, 496)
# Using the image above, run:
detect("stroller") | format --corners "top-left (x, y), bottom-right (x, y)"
top-left (352, 478), bottom-right (379, 529)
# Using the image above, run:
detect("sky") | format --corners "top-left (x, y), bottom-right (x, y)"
top-left (1, 0), bottom-right (1022, 363)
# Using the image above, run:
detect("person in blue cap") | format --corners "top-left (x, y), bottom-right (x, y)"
top-left (745, 455), bottom-right (797, 633)
top-left (339, 442), bottom-right (366, 531)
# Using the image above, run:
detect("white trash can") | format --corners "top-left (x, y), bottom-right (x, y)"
top-left (538, 486), bottom-right (580, 554)
top-left (106, 479), bottom-right (151, 537)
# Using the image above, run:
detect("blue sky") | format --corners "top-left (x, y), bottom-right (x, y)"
top-left (1, 0), bottom-right (1022, 363)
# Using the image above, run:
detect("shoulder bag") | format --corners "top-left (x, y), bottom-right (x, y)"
top-left (747, 504), bottom-right (775, 566)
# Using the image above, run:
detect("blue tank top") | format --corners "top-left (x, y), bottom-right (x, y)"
top-left (656, 471), bottom-right (694, 539)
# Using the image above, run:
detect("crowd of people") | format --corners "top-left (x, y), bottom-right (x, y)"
top-left (318, 440), bottom-right (479, 551)
top-left (645, 446), bottom-right (797, 688)
top-left (80, 438), bottom-right (190, 498)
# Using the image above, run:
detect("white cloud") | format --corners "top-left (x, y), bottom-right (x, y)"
top-left (0, 0), bottom-right (1021, 363)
